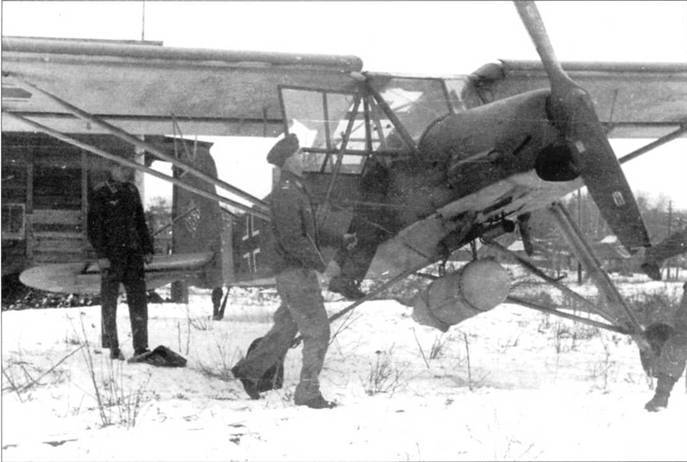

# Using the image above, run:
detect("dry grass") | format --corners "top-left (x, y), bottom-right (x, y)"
top-left (195, 336), bottom-right (240, 382)
top-left (76, 314), bottom-right (153, 428)
top-left (363, 346), bottom-right (405, 395)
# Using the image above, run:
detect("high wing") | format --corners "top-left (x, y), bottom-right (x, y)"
top-left (469, 60), bottom-right (687, 138)
top-left (1, 36), bottom-right (362, 136)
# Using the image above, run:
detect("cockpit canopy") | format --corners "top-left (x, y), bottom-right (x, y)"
top-left (279, 75), bottom-right (453, 174)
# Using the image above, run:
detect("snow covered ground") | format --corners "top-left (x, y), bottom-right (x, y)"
top-left (2, 277), bottom-right (686, 461)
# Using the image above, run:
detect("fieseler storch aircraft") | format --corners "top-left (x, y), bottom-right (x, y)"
top-left (2, 2), bottom-right (686, 349)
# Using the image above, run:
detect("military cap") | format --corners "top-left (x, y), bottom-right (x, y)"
top-left (266, 134), bottom-right (299, 167)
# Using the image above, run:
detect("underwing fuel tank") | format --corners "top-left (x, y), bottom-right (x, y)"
top-left (411, 259), bottom-right (511, 332)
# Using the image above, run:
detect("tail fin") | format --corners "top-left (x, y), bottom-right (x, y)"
top-left (172, 140), bottom-right (232, 288)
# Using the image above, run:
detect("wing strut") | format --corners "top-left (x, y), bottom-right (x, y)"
top-left (546, 202), bottom-right (648, 350)
top-left (506, 296), bottom-right (629, 335)
top-left (3, 112), bottom-right (271, 221)
top-left (483, 238), bottom-right (617, 322)
top-left (4, 72), bottom-right (270, 214)
top-left (291, 258), bottom-right (434, 348)
top-left (619, 124), bottom-right (687, 165)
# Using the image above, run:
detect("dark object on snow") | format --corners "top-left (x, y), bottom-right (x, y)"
top-left (127, 345), bottom-right (187, 367)
top-left (247, 336), bottom-right (284, 392)
top-left (147, 290), bottom-right (165, 304)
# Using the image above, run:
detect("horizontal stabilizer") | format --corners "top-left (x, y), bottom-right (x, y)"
top-left (20, 252), bottom-right (214, 294)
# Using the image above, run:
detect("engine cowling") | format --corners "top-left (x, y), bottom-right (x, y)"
top-left (411, 259), bottom-right (511, 331)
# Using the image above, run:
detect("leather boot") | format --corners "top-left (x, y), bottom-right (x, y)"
top-left (328, 275), bottom-right (365, 300)
top-left (295, 393), bottom-right (337, 409)
top-left (645, 374), bottom-right (676, 412)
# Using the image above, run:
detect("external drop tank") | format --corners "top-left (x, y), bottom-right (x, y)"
top-left (411, 259), bottom-right (511, 332)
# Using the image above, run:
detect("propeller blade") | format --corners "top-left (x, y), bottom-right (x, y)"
top-left (514, 0), bottom-right (650, 251)
top-left (513, 0), bottom-right (571, 91)
top-left (564, 94), bottom-right (651, 250)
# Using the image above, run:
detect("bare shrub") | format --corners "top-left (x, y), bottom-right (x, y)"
top-left (551, 322), bottom-right (598, 354)
top-left (429, 335), bottom-right (448, 360)
top-left (587, 335), bottom-right (616, 392)
top-left (462, 332), bottom-right (475, 391)
top-left (99, 361), bottom-right (153, 428)
top-left (76, 315), bottom-right (152, 427)
top-left (537, 313), bottom-right (552, 333)
top-left (364, 347), bottom-right (404, 395)
top-left (64, 332), bottom-right (82, 346)
top-left (627, 290), bottom-right (680, 327)
top-left (188, 315), bottom-right (213, 331)
top-left (448, 332), bottom-right (489, 390)
top-left (2, 348), bottom-right (80, 401)
top-left (223, 310), bottom-right (274, 324)
top-left (196, 337), bottom-right (239, 382)
top-left (526, 290), bottom-right (555, 307)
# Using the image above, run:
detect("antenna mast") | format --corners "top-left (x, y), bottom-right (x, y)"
top-left (140, 0), bottom-right (146, 41)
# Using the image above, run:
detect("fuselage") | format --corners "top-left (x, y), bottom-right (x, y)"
top-left (383, 89), bottom-right (581, 238)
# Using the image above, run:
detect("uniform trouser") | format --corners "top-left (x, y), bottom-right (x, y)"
top-left (100, 252), bottom-right (148, 353)
top-left (234, 267), bottom-right (330, 402)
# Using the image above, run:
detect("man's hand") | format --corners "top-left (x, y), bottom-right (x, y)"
top-left (343, 233), bottom-right (358, 251)
top-left (144, 253), bottom-right (154, 264)
top-left (98, 258), bottom-right (111, 270)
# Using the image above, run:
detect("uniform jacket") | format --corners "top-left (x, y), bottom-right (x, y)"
top-left (87, 180), bottom-right (154, 260)
top-left (270, 171), bottom-right (326, 273)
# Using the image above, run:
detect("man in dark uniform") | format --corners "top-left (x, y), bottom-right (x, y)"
top-left (231, 134), bottom-right (336, 409)
top-left (87, 161), bottom-right (154, 360)
top-left (328, 157), bottom-right (393, 300)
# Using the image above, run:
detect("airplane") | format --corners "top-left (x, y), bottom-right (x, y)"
top-left (2, 2), bottom-right (686, 352)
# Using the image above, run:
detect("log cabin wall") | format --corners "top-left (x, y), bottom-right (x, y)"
top-left (1, 133), bottom-right (163, 276)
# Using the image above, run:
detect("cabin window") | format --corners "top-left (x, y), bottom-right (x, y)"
top-left (2, 204), bottom-right (25, 240)
top-left (242, 247), bottom-right (260, 273)
top-left (241, 215), bottom-right (261, 240)
top-left (242, 215), bottom-right (251, 241)
top-left (242, 252), bottom-right (252, 273)
top-left (367, 76), bottom-right (452, 143)
top-left (33, 151), bottom-right (81, 210)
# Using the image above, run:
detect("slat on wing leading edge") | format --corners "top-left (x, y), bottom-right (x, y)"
top-left (471, 60), bottom-right (687, 138)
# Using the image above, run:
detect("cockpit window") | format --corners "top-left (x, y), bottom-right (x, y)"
top-left (280, 87), bottom-right (368, 174)
top-left (368, 76), bottom-right (453, 142)
top-left (279, 77), bottom-right (452, 174)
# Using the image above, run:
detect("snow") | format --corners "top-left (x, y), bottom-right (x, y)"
top-left (2, 279), bottom-right (686, 461)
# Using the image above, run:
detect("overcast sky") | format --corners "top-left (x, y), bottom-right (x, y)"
top-left (3, 1), bottom-right (686, 210)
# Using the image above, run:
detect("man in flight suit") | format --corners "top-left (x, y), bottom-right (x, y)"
top-left (638, 228), bottom-right (687, 411)
top-left (87, 161), bottom-right (154, 360)
top-left (641, 282), bottom-right (687, 411)
top-left (231, 134), bottom-right (336, 409)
